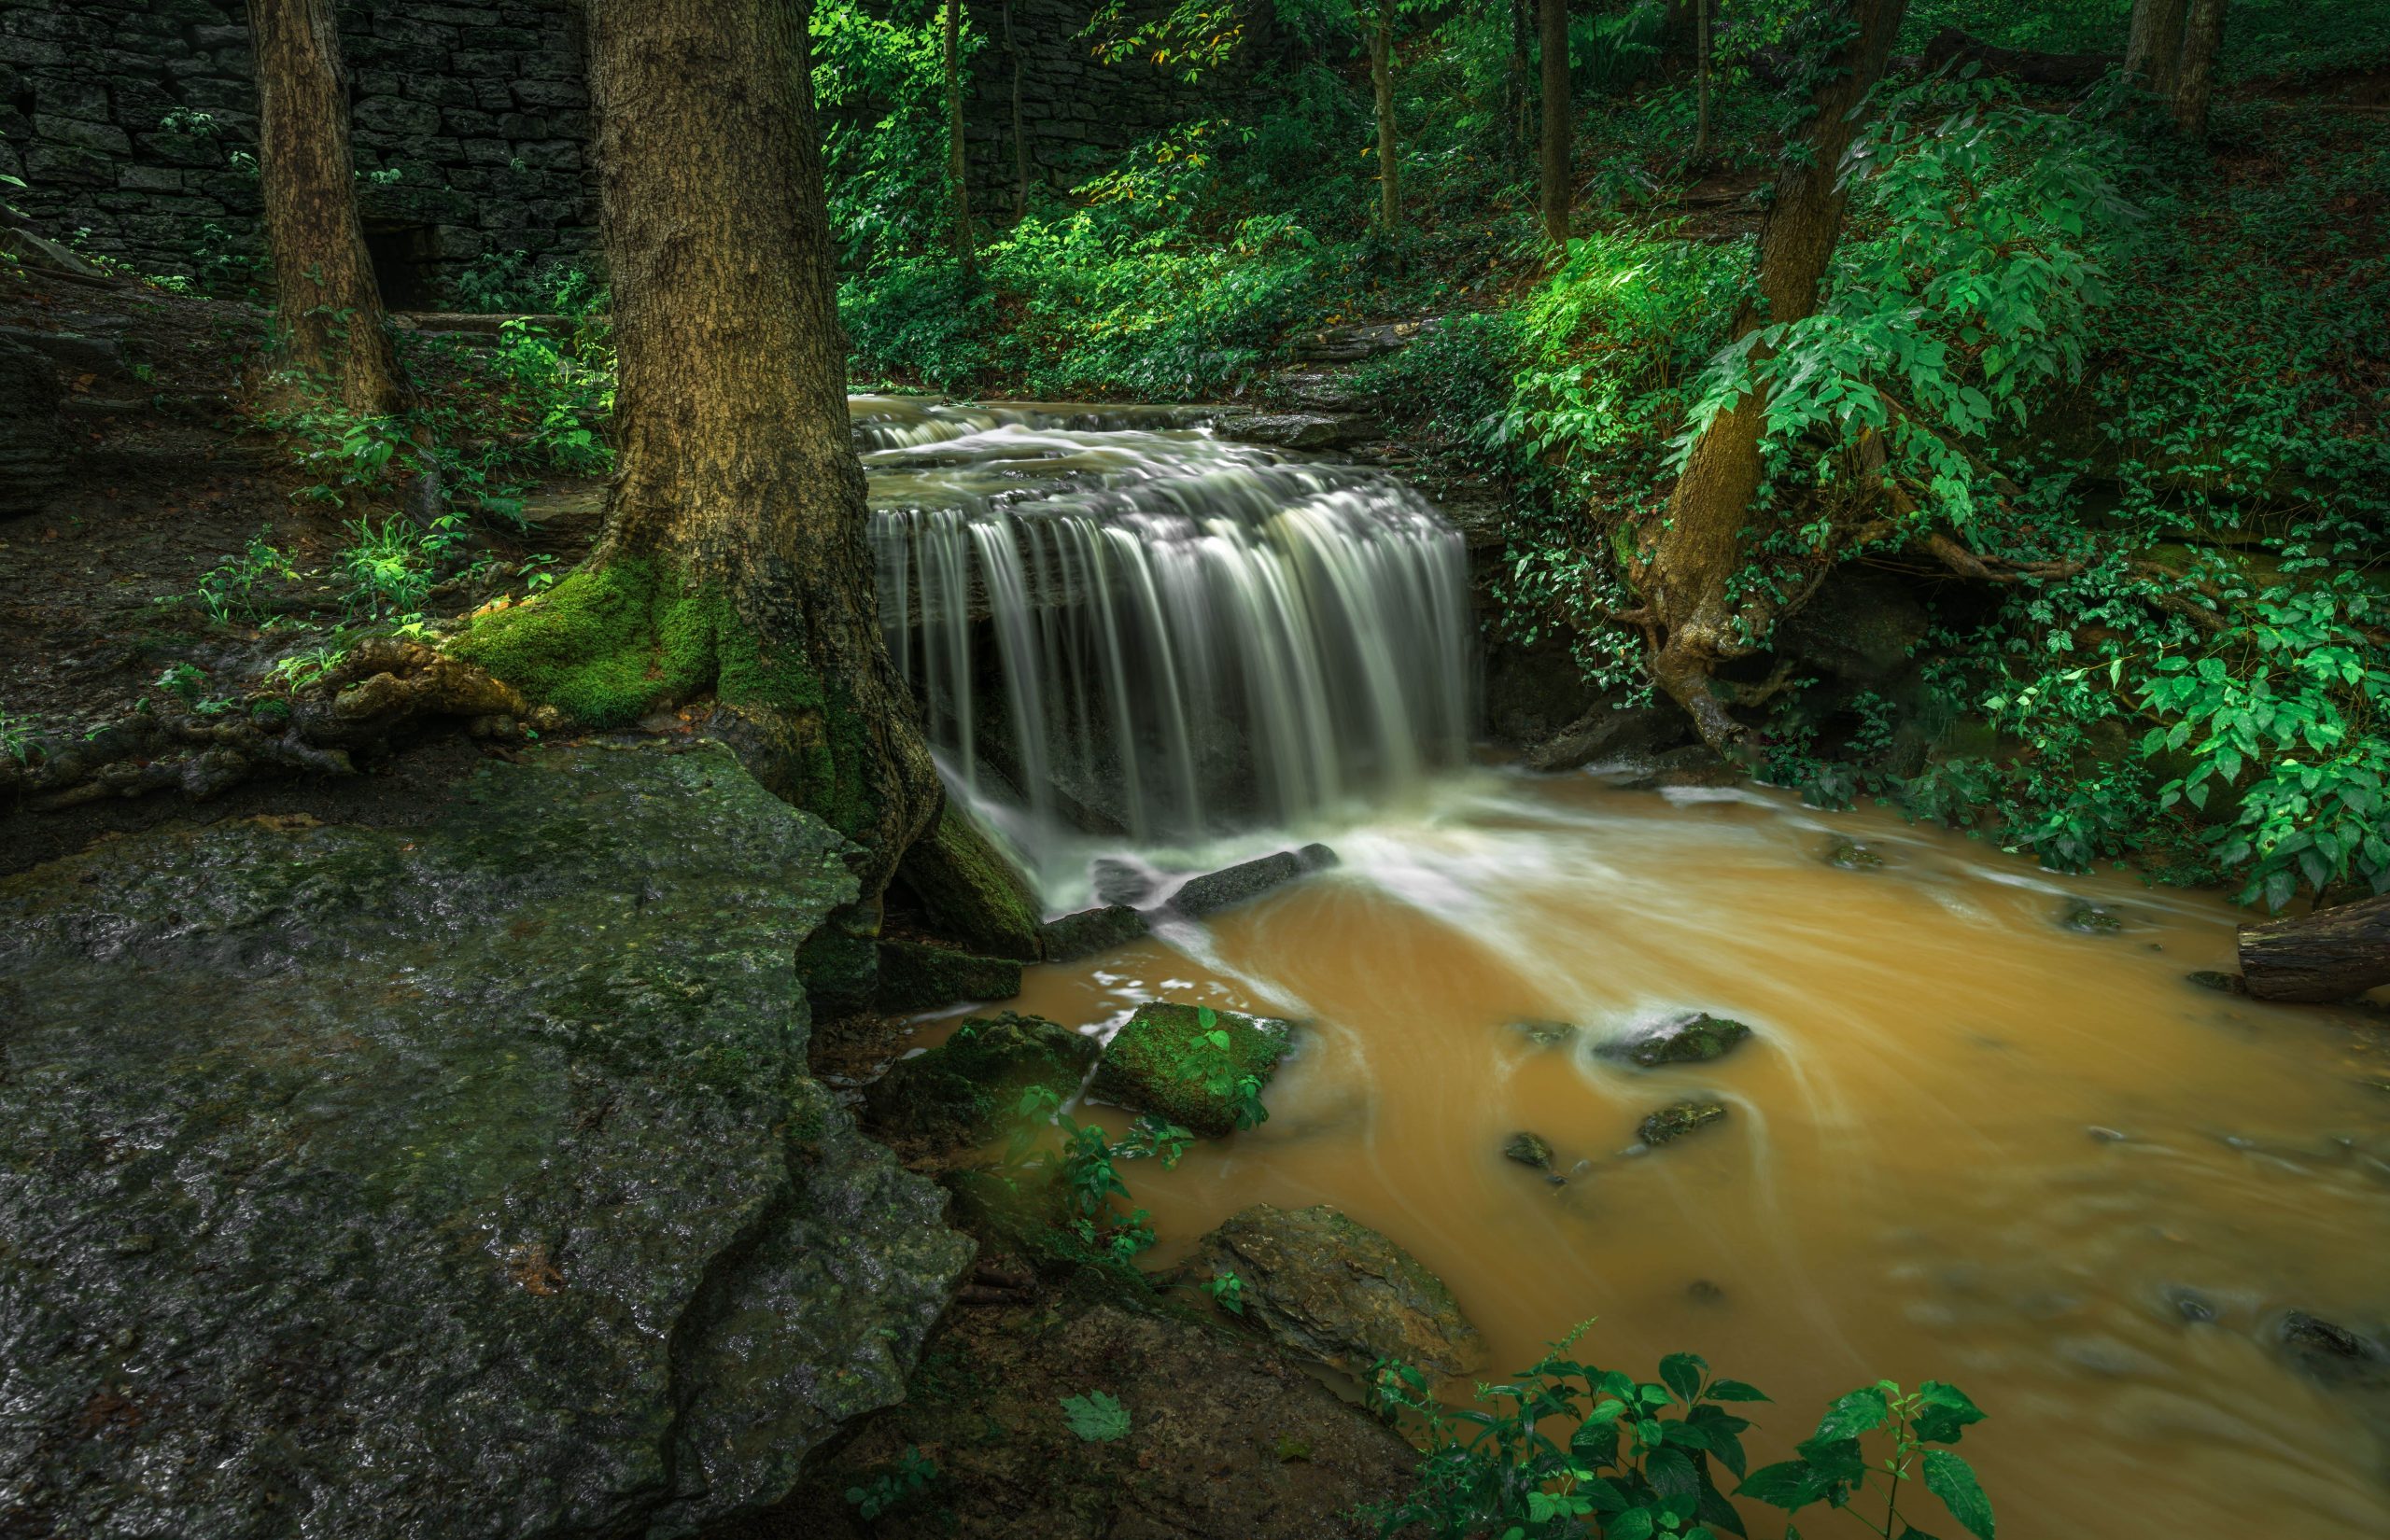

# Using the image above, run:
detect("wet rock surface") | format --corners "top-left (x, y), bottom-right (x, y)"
top-left (2061, 898), bottom-right (2126, 934)
top-left (1503, 1131), bottom-right (1557, 1170)
top-left (1168, 842), bottom-right (1340, 919)
top-left (1090, 1001), bottom-right (1293, 1137)
top-left (1525, 705), bottom-right (1690, 774)
top-left (1042, 902), bottom-right (1149, 963)
top-left (1188, 1204), bottom-right (1487, 1379)
top-left (1510, 1018), bottom-right (1579, 1048)
top-left (2280, 1311), bottom-right (2390, 1387)
top-left (1639, 1100), bottom-right (1731, 1147)
top-left (0, 741), bottom-right (973, 1540)
top-left (878, 937), bottom-right (1026, 1012)
top-left (1827, 837), bottom-right (1886, 870)
top-left (866, 1012), bottom-right (1100, 1153)
top-left (1600, 1011), bottom-right (1755, 1068)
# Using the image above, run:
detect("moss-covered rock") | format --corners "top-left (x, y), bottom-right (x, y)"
top-left (877, 938), bottom-right (1024, 1013)
top-left (1503, 1130), bottom-right (1556, 1169)
top-left (1042, 902), bottom-right (1149, 963)
top-left (865, 1013), bottom-right (1099, 1150)
top-left (0, 741), bottom-right (973, 1540)
top-left (1599, 1011), bottom-right (1754, 1068)
top-left (1639, 1100), bottom-right (1730, 1146)
top-left (1510, 1018), bottom-right (1579, 1048)
top-left (1089, 1001), bottom-right (1292, 1137)
top-left (2061, 898), bottom-right (2126, 933)
top-left (1188, 1204), bottom-right (1487, 1379)
top-left (898, 800), bottom-right (1045, 961)
top-left (1827, 837), bottom-right (1886, 870)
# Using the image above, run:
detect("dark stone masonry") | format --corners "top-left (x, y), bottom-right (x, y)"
top-left (0, 0), bottom-right (1271, 307)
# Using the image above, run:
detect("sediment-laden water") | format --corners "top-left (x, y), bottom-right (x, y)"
top-left (862, 399), bottom-right (2390, 1538)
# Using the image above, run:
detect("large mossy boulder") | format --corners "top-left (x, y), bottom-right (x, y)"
top-left (1599, 1011), bottom-right (1753, 1068)
top-left (1089, 1001), bottom-right (1293, 1136)
top-left (865, 1012), bottom-right (1099, 1150)
top-left (0, 741), bottom-right (974, 1540)
top-left (896, 800), bottom-right (1046, 961)
top-left (1189, 1204), bottom-right (1487, 1379)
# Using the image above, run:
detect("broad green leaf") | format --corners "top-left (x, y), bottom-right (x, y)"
top-left (1911, 1381), bottom-right (1986, 1445)
top-left (1704, 1379), bottom-right (1770, 1403)
top-left (1813, 1387), bottom-right (1890, 1444)
top-left (1659, 1352), bottom-right (1708, 1404)
top-left (1736, 1461), bottom-right (1826, 1511)
top-left (1058, 1391), bottom-right (1131, 1443)
top-left (1922, 1449), bottom-right (1995, 1540)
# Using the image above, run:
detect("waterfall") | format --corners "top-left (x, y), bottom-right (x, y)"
top-left (855, 397), bottom-right (1474, 852)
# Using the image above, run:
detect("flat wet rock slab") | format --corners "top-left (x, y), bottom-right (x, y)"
top-left (0, 741), bottom-right (972, 1540)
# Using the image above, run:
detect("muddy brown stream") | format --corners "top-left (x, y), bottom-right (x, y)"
top-left (916, 768), bottom-right (2390, 1537)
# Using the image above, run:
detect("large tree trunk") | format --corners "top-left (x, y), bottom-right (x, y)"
top-left (563, 0), bottom-right (937, 893)
top-left (1539, 0), bottom-right (1570, 246)
top-left (947, 0), bottom-right (975, 269)
top-left (245, 0), bottom-right (401, 417)
top-left (1371, 0), bottom-right (1399, 231)
top-left (1510, 0), bottom-right (1533, 172)
top-left (2126, 0), bottom-right (2188, 98)
top-left (2172, 0), bottom-right (2227, 138)
top-left (2239, 892), bottom-right (2390, 1003)
top-left (1637, 0), bottom-right (1909, 749)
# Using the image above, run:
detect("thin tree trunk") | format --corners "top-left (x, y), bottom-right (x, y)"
top-left (2172, 0), bottom-right (2227, 137)
top-left (1510, 0), bottom-right (1532, 172)
top-left (1639, 0), bottom-right (1909, 749)
top-left (581, 0), bottom-right (940, 892)
top-left (2125, 0), bottom-right (2188, 98)
top-left (947, 0), bottom-right (974, 269)
top-left (1005, 0), bottom-right (1028, 218)
top-left (1539, 0), bottom-right (1570, 247)
top-left (245, 0), bottom-right (401, 417)
top-left (1372, 0), bottom-right (1399, 231)
top-left (1693, 0), bottom-right (1711, 163)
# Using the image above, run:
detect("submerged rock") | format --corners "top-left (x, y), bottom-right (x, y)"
top-left (877, 937), bottom-right (1024, 1012)
top-left (1190, 1204), bottom-right (1487, 1379)
top-left (0, 741), bottom-right (974, 1540)
top-left (1639, 1100), bottom-right (1730, 1146)
top-left (1600, 1011), bottom-right (1754, 1068)
top-left (1617, 744), bottom-right (1743, 791)
top-left (1503, 1130), bottom-right (1556, 1169)
top-left (1170, 842), bottom-right (1340, 919)
top-left (1091, 855), bottom-right (1158, 907)
top-left (1042, 901), bottom-right (1148, 963)
top-left (865, 1012), bottom-right (1099, 1150)
top-left (2061, 898), bottom-right (2126, 934)
top-left (1510, 1017), bottom-right (1580, 1048)
top-left (2187, 969), bottom-right (2249, 994)
top-left (1090, 1001), bottom-right (1293, 1136)
top-left (1827, 837), bottom-right (1886, 870)
top-left (2279, 1311), bottom-right (2390, 1387)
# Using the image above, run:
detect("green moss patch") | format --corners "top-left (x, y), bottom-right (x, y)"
top-left (449, 559), bottom-right (716, 727)
top-left (1090, 1001), bottom-right (1291, 1138)
top-left (864, 1012), bottom-right (1098, 1150)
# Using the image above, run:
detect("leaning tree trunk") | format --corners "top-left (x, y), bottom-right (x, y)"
top-left (947, 0), bottom-right (974, 269)
top-left (2125, 0), bottom-right (2188, 98)
top-left (1539, 0), bottom-right (1570, 247)
top-left (1371, 0), bottom-right (1399, 231)
top-left (1637, 0), bottom-right (1909, 749)
top-left (2172, 0), bottom-right (2227, 138)
top-left (547, 0), bottom-right (940, 894)
top-left (2239, 891), bottom-right (2390, 1003)
top-left (246, 0), bottom-right (401, 417)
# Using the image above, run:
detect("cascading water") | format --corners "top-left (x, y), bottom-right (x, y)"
top-left (855, 397), bottom-right (1473, 865)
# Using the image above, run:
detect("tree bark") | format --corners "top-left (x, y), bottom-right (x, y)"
top-left (1539, 0), bottom-right (1570, 247)
top-left (2172, 0), bottom-right (2227, 138)
top-left (947, 0), bottom-right (975, 268)
top-left (2239, 892), bottom-right (2390, 1003)
top-left (2125, 0), bottom-right (2188, 98)
top-left (576, 0), bottom-right (940, 893)
top-left (1371, 0), bottom-right (1399, 231)
top-left (245, 0), bottom-right (401, 417)
top-left (1638, 0), bottom-right (1909, 749)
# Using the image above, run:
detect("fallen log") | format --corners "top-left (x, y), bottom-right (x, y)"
top-left (1918, 28), bottom-right (2117, 90)
top-left (2237, 891), bottom-right (2390, 1003)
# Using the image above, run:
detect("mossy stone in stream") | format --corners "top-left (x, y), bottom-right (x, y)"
top-left (1600, 1011), bottom-right (1754, 1068)
top-left (0, 740), bottom-right (974, 1540)
top-left (1639, 1100), bottom-right (1730, 1146)
top-left (1043, 902), bottom-right (1149, 963)
top-left (865, 1012), bottom-right (1099, 1149)
top-left (1169, 842), bottom-right (1339, 919)
top-left (897, 800), bottom-right (1045, 961)
top-left (2061, 898), bottom-right (2126, 933)
top-left (1503, 1131), bottom-right (1556, 1169)
top-left (2187, 969), bottom-right (2249, 994)
top-left (1827, 837), bottom-right (1886, 870)
top-left (1090, 1001), bottom-right (1292, 1137)
top-left (877, 938), bottom-right (1024, 1012)
top-left (1189, 1204), bottom-right (1488, 1379)
top-left (1510, 1018), bottom-right (1579, 1048)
